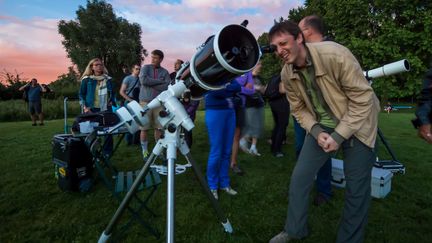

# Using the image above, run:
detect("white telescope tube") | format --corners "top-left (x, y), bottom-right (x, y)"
top-left (364, 59), bottom-right (410, 79)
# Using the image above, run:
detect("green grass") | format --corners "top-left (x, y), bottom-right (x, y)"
top-left (0, 99), bottom-right (82, 122)
top-left (0, 109), bottom-right (431, 242)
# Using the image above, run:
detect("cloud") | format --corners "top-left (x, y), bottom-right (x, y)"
top-left (115, 0), bottom-right (302, 70)
top-left (0, 16), bottom-right (71, 83)
top-left (0, 0), bottom-right (303, 83)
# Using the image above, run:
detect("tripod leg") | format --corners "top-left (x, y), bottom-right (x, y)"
top-left (377, 128), bottom-right (399, 161)
top-left (184, 152), bottom-right (233, 233)
top-left (98, 153), bottom-right (158, 243)
top-left (166, 142), bottom-right (177, 243)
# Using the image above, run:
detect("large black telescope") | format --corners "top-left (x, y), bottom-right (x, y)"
top-left (177, 24), bottom-right (260, 99)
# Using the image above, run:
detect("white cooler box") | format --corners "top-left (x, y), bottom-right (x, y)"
top-left (331, 158), bottom-right (393, 198)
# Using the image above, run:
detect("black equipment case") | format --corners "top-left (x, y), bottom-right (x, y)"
top-left (52, 134), bottom-right (94, 192)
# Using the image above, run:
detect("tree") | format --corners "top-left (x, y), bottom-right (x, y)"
top-left (58, 0), bottom-right (144, 91)
top-left (49, 66), bottom-right (81, 99)
top-left (287, 0), bottom-right (432, 101)
top-left (0, 69), bottom-right (28, 100)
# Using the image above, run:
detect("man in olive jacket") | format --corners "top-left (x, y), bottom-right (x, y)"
top-left (268, 20), bottom-right (380, 243)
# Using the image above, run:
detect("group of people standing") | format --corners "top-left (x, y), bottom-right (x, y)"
top-left (20, 13), bottom-right (431, 243)
top-left (78, 50), bottom-right (199, 161)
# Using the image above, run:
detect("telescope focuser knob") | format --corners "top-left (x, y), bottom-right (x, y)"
top-left (159, 110), bottom-right (169, 118)
top-left (167, 123), bottom-right (177, 133)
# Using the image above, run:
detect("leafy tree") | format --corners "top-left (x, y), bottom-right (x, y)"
top-left (48, 67), bottom-right (81, 99)
top-left (286, 0), bottom-right (432, 102)
top-left (58, 0), bottom-right (144, 91)
top-left (0, 69), bottom-right (28, 100)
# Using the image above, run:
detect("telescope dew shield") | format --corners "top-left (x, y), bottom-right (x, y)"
top-left (182, 24), bottom-right (260, 99)
top-left (364, 59), bottom-right (410, 80)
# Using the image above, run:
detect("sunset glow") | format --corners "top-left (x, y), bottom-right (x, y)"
top-left (0, 0), bottom-right (302, 84)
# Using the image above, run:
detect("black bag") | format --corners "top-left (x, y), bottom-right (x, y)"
top-left (131, 87), bottom-right (140, 101)
top-left (127, 77), bottom-right (140, 101)
top-left (245, 92), bottom-right (264, 107)
top-left (71, 111), bottom-right (120, 133)
top-left (52, 134), bottom-right (93, 192)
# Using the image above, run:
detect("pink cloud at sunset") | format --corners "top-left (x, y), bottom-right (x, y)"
top-left (0, 0), bottom-right (303, 84)
top-left (0, 16), bottom-right (72, 83)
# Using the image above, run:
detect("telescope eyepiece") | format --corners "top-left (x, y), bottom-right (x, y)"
top-left (260, 44), bottom-right (276, 54)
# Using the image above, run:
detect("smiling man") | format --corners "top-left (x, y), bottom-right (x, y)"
top-left (268, 20), bottom-right (380, 243)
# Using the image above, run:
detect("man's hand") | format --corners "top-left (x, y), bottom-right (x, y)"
top-left (322, 135), bottom-right (339, 153)
top-left (317, 132), bottom-right (330, 150)
top-left (419, 124), bottom-right (432, 144)
top-left (83, 106), bottom-right (91, 113)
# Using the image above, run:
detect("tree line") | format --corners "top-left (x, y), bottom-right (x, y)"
top-left (1, 0), bottom-right (430, 103)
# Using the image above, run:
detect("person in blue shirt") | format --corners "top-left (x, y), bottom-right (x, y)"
top-left (204, 80), bottom-right (241, 200)
top-left (414, 68), bottom-right (432, 143)
top-left (19, 78), bottom-right (46, 126)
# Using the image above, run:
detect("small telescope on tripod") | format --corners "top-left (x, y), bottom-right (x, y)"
top-left (364, 59), bottom-right (410, 80)
top-left (364, 59), bottom-right (410, 175)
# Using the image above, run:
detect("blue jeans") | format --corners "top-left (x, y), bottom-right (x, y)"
top-left (293, 117), bottom-right (332, 198)
top-left (205, 109), bottom-right (236, 190)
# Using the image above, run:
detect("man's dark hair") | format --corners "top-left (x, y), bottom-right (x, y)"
top-left (152, 49), bottom-right (164, 60)
top-left (268, 20), bottom-right (304, 44)
top-left (303, 15), bottom-right (325, 35)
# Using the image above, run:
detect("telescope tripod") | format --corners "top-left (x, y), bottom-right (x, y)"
top-left (374, 127), bottom-right (405, 174)
top-left (98, 124), bottom-right (233, 243)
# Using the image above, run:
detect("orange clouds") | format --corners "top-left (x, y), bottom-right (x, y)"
top-left (0, 0), bottom-right (303, 84)
top-left (0, 16), bottom-right (71, 84)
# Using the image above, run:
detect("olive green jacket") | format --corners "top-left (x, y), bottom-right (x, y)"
top-left (281, 42), bottom-right (380, 148)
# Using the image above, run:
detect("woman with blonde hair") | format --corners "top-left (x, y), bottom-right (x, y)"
top-left (79, 58), bottom-right (115, 113)
top-left (78, 58), bottom-right (116, 156)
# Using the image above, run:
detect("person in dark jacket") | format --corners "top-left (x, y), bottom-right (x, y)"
top-left (264, 74), bottom-right (290, 158)
top-left (414, 68), bottom-right (432, 143)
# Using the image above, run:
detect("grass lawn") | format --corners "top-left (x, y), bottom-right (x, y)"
top-left (0, 108), bottom-right (431, 242)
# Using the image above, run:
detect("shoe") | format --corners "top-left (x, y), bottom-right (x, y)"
top-left (231, 165), bottom-right (244, 175)
top-left (221, 187), bottom-right (237, 196)
top-left (142, 150), bottom-right (149, 161)
top-left (269, 231), bottom-right (292, 243)
top-left (32, 123), bottom-right (37, 126)
top-left (211, 189), bottom-right (218, 200)
top-left (239, 138), bottom-right (250, 153)
top-left (249, 147), bottom-right (261, 156)
top-left (274, 152), bottom-right (284, 158)
top-left (39, 123), bottom-right (44, 126)
top-left (313, 193), bottom-right (331, 206)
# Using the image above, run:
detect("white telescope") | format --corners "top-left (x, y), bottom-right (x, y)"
top-left (364, 59), bottom-right (410, 80)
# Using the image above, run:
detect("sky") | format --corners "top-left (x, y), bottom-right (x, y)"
top-left (0, 0), bottom-right (303, 84)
